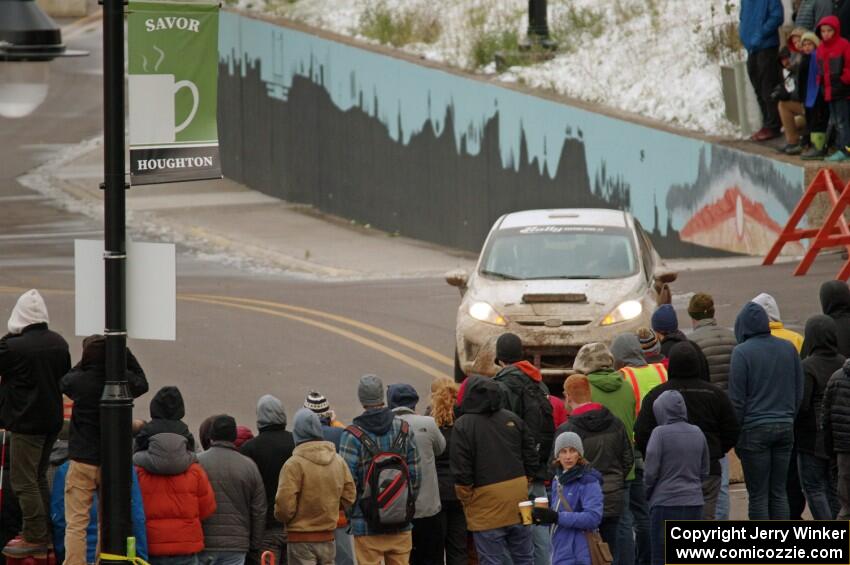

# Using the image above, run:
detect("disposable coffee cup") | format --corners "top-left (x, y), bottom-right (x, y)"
top-left (534, 497), bottom-right (548, 509)
top-left (519, 501), bottom-right (533, 525)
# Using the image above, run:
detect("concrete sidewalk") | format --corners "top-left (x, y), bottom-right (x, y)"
top-left (19, 138), bottom-right (478, 280)
top-left (18, 137), bottom-right (799, 280)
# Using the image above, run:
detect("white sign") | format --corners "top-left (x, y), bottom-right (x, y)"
top-left (75, 240), bottom-right (176, 341)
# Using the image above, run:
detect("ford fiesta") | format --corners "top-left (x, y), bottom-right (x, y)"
top-left (446, 208), bottom-right (676, 387)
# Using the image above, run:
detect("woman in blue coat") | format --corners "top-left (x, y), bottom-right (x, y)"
top-left (533, 432), bottom-right (604, 565)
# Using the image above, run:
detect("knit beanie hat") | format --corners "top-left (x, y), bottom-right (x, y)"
top-left (358, 374), bottom-right (385, 407)
top-left (496, 333), bottom-right (523, 364)
top-left (688, 293), bottom-right (715, 320)
top-left (210, 415), bottom-right (237, 442)
top-left (554, 431), bottom-right (584, 457)
top-left (637, 327), bottom-right (660, 353)
top-left (7, 289), bottom-right (49, 334)
top-left (304, 390), bottom-right (330, 414)
top-left (651, 304), bottom-right (678, 333)
top-left (801, 31), bottom-right (820, 47)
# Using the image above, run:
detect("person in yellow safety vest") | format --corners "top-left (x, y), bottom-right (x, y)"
top-left (752, 293), bottom-right (805, 353)
top-left (611, 334), bottom-right (668, 417)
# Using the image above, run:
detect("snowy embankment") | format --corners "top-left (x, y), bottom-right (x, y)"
top-left (229, 0), bottom-right (745, 137)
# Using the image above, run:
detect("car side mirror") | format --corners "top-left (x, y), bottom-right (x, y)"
top-left (445, 269), bottom-right (469, 293)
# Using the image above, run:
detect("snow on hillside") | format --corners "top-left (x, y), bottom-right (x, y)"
top-left (230, 0), bottom-right (745, 137)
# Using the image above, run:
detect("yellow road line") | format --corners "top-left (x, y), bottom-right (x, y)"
top-left (183, 293), bottom-right (454, 367)
top-left (0, 286), bottom-right (449, 380)
top-left (181, 295), bottom-right (448, 380)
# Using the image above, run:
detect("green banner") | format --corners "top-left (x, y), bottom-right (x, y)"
top-left (128, 0), bottom-right (220, 185)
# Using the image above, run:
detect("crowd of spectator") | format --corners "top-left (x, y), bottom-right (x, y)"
top-left (742, 0), bottom-right (850, 161)
top-left (0, 279), bottom-right (848, 564)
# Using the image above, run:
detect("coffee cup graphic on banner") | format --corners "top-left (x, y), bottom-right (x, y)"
top-left (129, 74), bottom-right (199, 145)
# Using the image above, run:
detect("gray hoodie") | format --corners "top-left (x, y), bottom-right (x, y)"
top-left (292, 408), bottom-right (323, 445)
top-left (611, 333), bottom-right (648, 367)
top-left (388, 384), bottom-right (446, 519)
top-left (752, 293), bottom-right (782, 323)
top-left (644, 390), bottom-right (709, 508)
top-left (257, 394), bottom-right (287, 430)
top-left (133, 432), bottom-right (196, 476)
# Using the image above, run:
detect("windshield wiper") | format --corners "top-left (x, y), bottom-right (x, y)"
top-left (480, 269), bottom-right (522, 280)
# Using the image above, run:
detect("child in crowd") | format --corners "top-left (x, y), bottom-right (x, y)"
top-left (532, 432), bottom-right (603, 565)
top-left (817, 16), bottom-right (850, 162)
top-left (801, 31), bottom-right (831, 159)
top-left (644, 391), bottom-right (708, 565)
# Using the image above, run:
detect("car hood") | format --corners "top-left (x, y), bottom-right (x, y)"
top-left (468, 274), bottom-right (645, 319)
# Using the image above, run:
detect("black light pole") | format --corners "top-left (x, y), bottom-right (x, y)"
top-left (527, 0), bottom-right (550, 40)
top-left (100, 0), bottom-right (132, 562)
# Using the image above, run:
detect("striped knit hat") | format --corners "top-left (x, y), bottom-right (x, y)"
top-left (304, 390), bottom-right (330, 414)
top-left (637, 327), bottom-right (661, 355)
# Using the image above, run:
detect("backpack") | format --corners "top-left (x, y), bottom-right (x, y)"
top-left (520, 380), bottom-right (555, 462)
top-left (498, 372), bottom-right (555, 465)
top-left (345, 421), bottom-right (415, 530)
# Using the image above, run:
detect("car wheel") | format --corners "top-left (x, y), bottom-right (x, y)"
top-left (454, 349), bottom-right (466, 383)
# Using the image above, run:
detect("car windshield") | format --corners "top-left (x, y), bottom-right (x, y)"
top-left (480, 226), bottom-right (639, 280)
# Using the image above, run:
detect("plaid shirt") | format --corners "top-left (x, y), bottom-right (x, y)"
top-left (339, 412), bottom-right (421, 536)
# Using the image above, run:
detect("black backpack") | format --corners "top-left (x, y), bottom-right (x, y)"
top-left (521, 380), bottom-right (555, 461)
top-left (345, 421), bottom-right (415, 531)
top-left (498, 373), bottom-right (554, 467)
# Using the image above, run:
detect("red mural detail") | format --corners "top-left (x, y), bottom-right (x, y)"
top-left (678, 187), bottom-right (803, 256)
top-left (679, 187), bottom-right (783, 238)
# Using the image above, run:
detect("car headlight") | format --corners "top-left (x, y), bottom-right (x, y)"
top-left (601, 300), bottom-right (643, 326)
top-left (468, 302), bottom-right (507, 326)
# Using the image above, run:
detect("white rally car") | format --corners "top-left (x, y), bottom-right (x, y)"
top-left (446, 208), bottom-right (676, 387)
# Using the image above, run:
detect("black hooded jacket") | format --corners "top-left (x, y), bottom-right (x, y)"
top-left (555, 404), bottom-right (633, 518)
top-left (798, 315), bottom-right (845, 459)
top-left (634, 342), bottom-right (739, 476)
top-left (823, 357), bottom-right (850, 454)
top-left (135, 386), bottom-right (196, 452)
top-left (451, 376), bottom-right (537, 488)
top-left (0, 323), bottom-right (70, 435)
top-left (816, 281), bottom-right (850, 358)
top-left (62, 342), bottom-right (148, 464)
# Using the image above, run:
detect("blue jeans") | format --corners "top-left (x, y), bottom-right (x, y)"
top-left (714, 456), bottom-right (729, 520)
top-left (798, 451), bottom-right (839, 520)
top-left (474, 525), bottom-right (533, 565)
top-left (530, 481), bottom-right (551, 565)
top-left (832, 98), bottom-right (850, 154)
top-left (199, 552), bottom-right (247, 565)
top-left (649, 506), bottom-right (702, 565)
top-left (617, 467), bottom-right (650, 565)
top-left (150, 556), bottom-right (199, 565)
top-left (736, 423), bottom-right (794, 520)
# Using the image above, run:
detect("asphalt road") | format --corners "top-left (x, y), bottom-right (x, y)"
top-left (0, 14), bottom-right (842, 520)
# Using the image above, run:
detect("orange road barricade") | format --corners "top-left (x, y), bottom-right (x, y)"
top-left (764, 168), bottom-right (850, 280)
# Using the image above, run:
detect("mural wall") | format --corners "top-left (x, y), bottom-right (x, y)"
top-left (218, 12), bottom-right (806, 258)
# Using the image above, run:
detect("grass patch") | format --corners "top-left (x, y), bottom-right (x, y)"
top-left (359, 2), bottom-right (441, 47)
top-left (470, 28), bottom-right (521, 68)
top-left (703, 21), bottom-right (743, 62)
top-left (559, 5), bottom-right (604, 39)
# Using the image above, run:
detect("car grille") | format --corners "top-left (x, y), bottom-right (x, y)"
top-left (515, 319), bottom-right (591, 327)
top-left (522, 346), bottom-right (582, 369)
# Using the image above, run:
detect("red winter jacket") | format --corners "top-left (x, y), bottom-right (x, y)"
top-left (817, 16), bottom-right (850, 101)
top-left (135, 434), bottom-right (217, 556)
